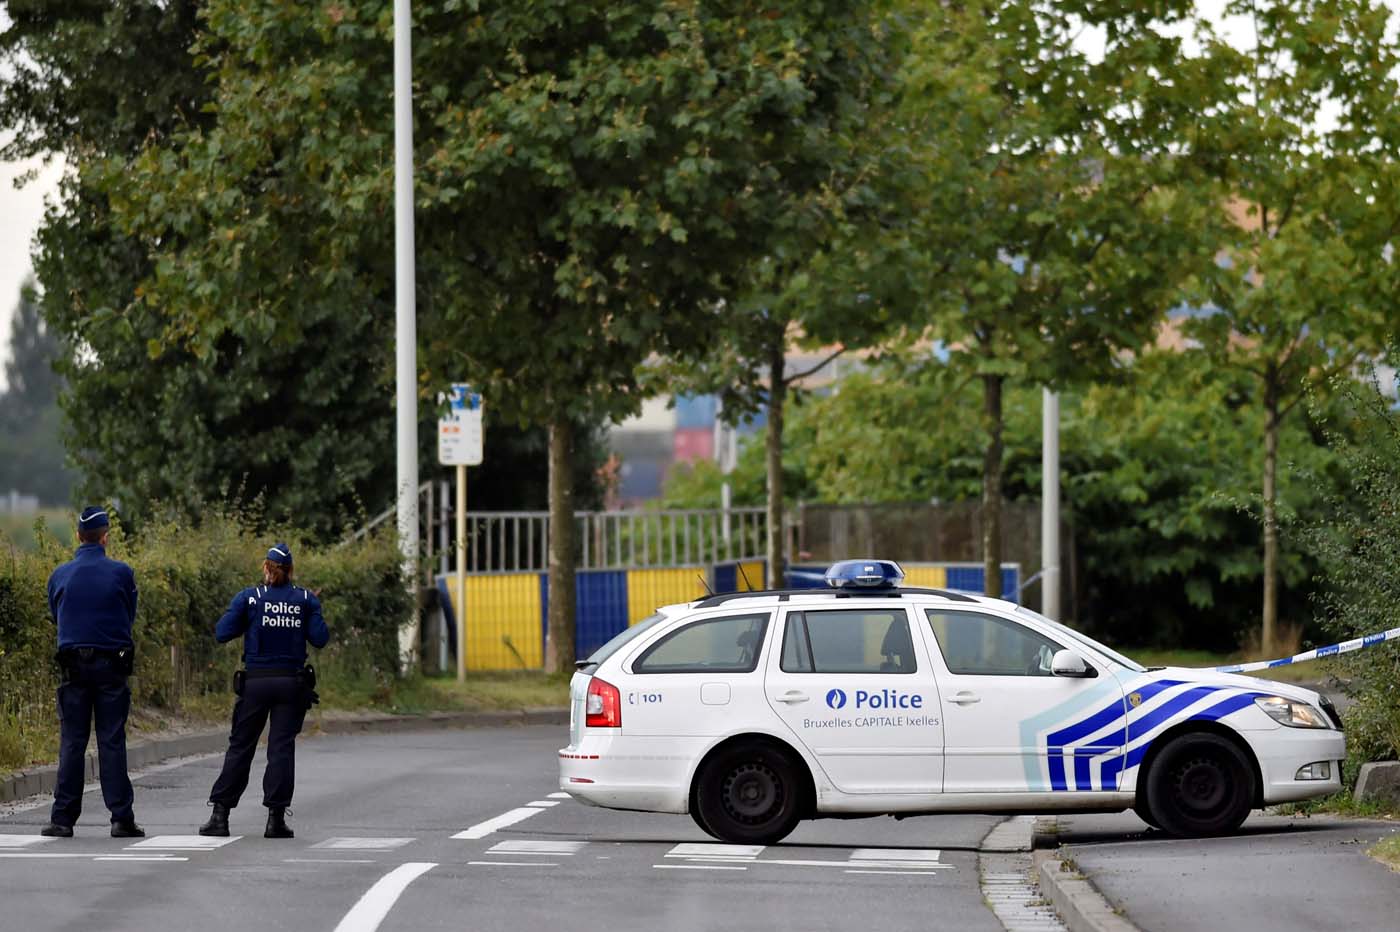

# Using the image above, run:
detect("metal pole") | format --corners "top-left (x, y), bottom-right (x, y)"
top-left (456, 464), bottom-right (467, 682)
top-left (1042, 388), bottom-right (1061, 620)
top-left (394, 0), bottom-right (419, 671)
top-left (438, 479), bottom-right (449, 673)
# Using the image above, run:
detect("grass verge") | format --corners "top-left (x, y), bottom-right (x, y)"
top-left (1370, 835), bottom-right (1400, 872)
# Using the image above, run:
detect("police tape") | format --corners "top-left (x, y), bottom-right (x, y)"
top-left (1212, 625), bottom-right (1400, 674)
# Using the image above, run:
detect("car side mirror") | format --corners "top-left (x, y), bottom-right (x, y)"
top-left (1051, 649), bottom-right (1096, 678)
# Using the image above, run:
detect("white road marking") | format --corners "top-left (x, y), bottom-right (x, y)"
top-left (285, 859), bottom-right (378, 865)
top-left (467, 860), bottom-right (560, 867)
top-left (0, 852), bottom-right (184, 860)
top-left (451, 807), bottom-right (545, 840)
top-left (0, 836), bottom-right (53, 847)
top-left (653, 864), bottom-right (748, 871)
top-left (333, 862), bottom-right (437, 932)
top-left (547, 792), bottom-right (570, 799)
top-left (127, 835), bottom-right (241, 850)
top-left (850, 848), bottom-right (942, 863)
top-left (666, 843), bottom-right (765, 859)
top-left (96, 856), bottom-right (190, 862)
top-left (525, 800), bottom-right (560, 807)
top-left (844, 869), bottom-right (940, 876)
top-left (487, 840), bottom-right (586, 856)
top-left (312, 838), bottom-right (415, 851)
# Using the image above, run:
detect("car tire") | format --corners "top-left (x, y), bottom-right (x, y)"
top-left (689, 790), bottom-right (722, 840)
top-left (1144, 732), bottom-right (1255, 837)
top-left (694, 741), bottom-right (805, 846)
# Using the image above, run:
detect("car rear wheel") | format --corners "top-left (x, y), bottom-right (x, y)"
top-left (694, 741), bottom-right (804, 846)
top-left (1144, 733), bottom-right (1255, 837)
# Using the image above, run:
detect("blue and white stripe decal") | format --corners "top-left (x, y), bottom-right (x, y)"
top-left (1030, 677), bottom-right (1267, 792)
top-left (1213, 625), bottom-right (1400, 673)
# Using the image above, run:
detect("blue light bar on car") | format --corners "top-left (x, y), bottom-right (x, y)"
top-left (824, 559), bottom-right (905, 589)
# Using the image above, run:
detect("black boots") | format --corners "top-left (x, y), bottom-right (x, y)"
top-left (264, 807), bottom-right (293, 839)
top-left (198, 803), bottom-right (230, 837)
top-left (39, 823), bottom-right (73, 838)
top-left (111, 819), bottom-right (145, 838)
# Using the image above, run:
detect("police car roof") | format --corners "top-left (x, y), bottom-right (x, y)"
top-left (689, 586), bottom-right (988, 610)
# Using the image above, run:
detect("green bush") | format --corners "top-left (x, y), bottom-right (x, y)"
top-left (1304, 373), bottom-right (1400, 767)
top-left (0, 509), bottom-right (409, 771)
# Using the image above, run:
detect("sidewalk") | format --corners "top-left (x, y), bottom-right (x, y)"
top-left (1051, 810), bottom-right (1400, 932)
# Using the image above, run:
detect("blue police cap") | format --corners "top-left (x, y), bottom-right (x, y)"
top-left (77, 507), bottom-right (110, 530)
top-left (266, 542), bottom-right (293, 566)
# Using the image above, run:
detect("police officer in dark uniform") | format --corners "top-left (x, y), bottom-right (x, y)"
top-left (41, 506), bottom-right (144, 838)
top-left (199, 543), bottom-right (329, 839)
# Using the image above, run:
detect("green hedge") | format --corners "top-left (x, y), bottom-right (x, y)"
top-left (0, 510), bottom-right (409, 771)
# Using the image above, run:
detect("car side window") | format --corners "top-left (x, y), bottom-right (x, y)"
top-left (781, 610), bottom-right (917, 674)
top-left (925, 610), bottom-right (1063, 677)
top-left (632, 613), bottom-right (769, 674)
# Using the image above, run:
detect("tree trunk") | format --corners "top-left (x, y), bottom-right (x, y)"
top-left (1261, 378), bottom-right (1280, 657)
top-left (982, 373), bottom-right (1004, 599)
top-left (765, 332), bottom-right (787, 590)
top-left (545, 415), bottom-right (576, 673)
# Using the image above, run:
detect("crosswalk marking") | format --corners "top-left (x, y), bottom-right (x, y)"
top-left (487, 840), bottom-right (586, 856)
top-left (312, 838), bottom-right (415, 851)
top-left (849, 848), bottom-right (942, 863)
top-left (525, 800), bottom-right (560, 807)
top-left (547, 792), bottom-right (571, 799)
top-left (0, 836), bottom-right (53, 848)
top-left (666, 843), bottom-right (765, 860)
top-left (127, 835), bottom-right (241, 850)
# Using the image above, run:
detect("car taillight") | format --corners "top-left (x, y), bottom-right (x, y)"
top-left (585, 677), bottom-right (621, 728)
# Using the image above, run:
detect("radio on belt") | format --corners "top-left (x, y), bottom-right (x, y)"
top-left (824, 559), bottom-right (905, 589)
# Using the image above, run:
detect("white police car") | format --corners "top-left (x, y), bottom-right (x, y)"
top-left (560, 560), bottom-right (1344, 844)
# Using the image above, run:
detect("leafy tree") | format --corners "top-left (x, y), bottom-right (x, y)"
top-left (1304, 370), bottom-right (1400, 763)
top-left (1183, 0), bottom-right (1400, 654)
top-left (0, 276), bottom-right (72, 503)
top-left (890, 0), bottom-right (1217, 596)
top-left (104, 0), bottom-right (897, 669)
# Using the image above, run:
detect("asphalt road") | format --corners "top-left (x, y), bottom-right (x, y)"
top-left (0, 726), bottom-right (1005, 932)
top-left (1056, 811), bottom-right (1400, 932)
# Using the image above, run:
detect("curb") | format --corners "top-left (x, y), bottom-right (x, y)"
top-left (1032, 848), bottom-right (1140, 932)
top-left (1, 706), bottom-right (569, 805)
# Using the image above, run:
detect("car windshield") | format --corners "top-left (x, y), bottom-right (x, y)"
top-left (1015, 606), bottom-right (1147, 673)
top-left (579, 612), bottom-right (669, 669)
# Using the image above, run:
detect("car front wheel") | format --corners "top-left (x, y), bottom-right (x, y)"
top-left (694, 741), bottom-right (804, 846)
top-left (1144, 732), bottom-right (1256, 837)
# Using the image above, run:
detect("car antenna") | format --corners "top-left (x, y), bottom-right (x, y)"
top-left (696, 574), bottom-right (714, 596)
top-left (737, 563), bottom-right (756, 592)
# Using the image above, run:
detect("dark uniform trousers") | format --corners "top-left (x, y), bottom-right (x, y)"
top-left (209, 674), bottom-right (307, 809)
top-left (52, 654), bottom-right (135, 827)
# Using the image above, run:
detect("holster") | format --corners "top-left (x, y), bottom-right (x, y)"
top-left (299, 665), bottom-right (320, 710)
top-left (233, 669), bottom-right (247, 697)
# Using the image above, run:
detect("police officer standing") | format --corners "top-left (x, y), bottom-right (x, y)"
top-left (199, 543), bottom-right (329, 839)
top-left (41, 506), bottom-right (143, 838)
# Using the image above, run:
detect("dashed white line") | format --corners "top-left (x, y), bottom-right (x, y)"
top-left (547, 792), bottom-right (571, 799)
top-left (451, 807), bottom-right (545, 840)
top-left (467, 860), bottom-right (560, 867)
top-left (654, 864), bottom-right (748, 871)
top-left (0, 836), bottom-right (52, 848)
top-left (127, 835), bottom-right (241, 850)
top-left (333, 862), bottom-right (437, 932)
top-left (285, 858), bottom-right (379, 865)
top-left (525, 800), bottom-right (560, 807)
top-left (96, 856), bottom-right (190, 863)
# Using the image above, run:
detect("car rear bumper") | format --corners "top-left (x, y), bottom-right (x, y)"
top-left (558, 733), bottom-right (691, 813)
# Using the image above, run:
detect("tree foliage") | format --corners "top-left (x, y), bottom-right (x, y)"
top-left (886, 0), bottom-right (1217, 596)
top-left (1182, 0), bottom-right (1400, 652)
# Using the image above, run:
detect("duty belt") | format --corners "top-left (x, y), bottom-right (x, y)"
top-left (243, 668), bottom-right (301, 679)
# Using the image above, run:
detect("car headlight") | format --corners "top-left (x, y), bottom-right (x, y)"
top-left (1254, 695), bottom-right (1331, 729)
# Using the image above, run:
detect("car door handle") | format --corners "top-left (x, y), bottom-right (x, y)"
top-left (947, 691), bottom-right (981, 705)
top-left (774, 691), bottom-right (810, 704)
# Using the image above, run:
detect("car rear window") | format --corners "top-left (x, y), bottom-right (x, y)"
top-left (581, 612), bottom-right (668, 669)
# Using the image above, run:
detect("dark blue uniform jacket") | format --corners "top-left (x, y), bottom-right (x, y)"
top-left (215, 584), bottom-right (330, 670)
top-left (47, 543), bottom-right (138, 651)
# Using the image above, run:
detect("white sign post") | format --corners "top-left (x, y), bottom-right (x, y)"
top-left (438, 384), bottom-right (483, 682)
